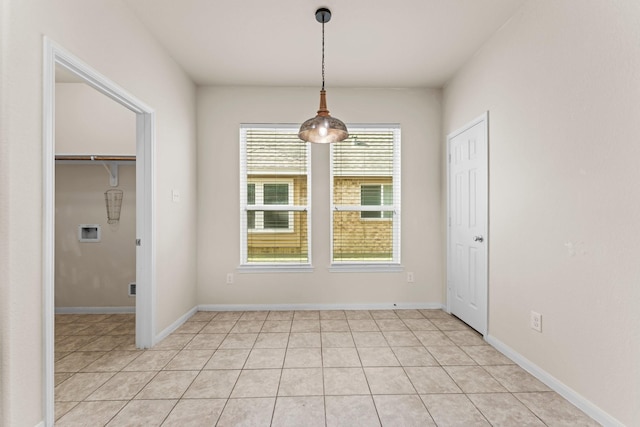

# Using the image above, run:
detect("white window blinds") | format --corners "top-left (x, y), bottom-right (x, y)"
top-left (331, 125), bottom-right (401, 265)
top-left (240, 125), bottom-right (311, 266)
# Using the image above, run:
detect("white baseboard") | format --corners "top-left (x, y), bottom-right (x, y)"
top-left (154, 306), bottom-right (198, 345)
top-left (55, 306), bottom-right (135, 314)
top-left (34, 422), bottom-right (45, 427)
top-left (198, 302), bottom-right (445, 312)
top-left (486, 335), bottom-right (624, 427)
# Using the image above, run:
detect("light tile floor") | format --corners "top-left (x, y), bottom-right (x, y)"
top-left (54, 310), bottom-right (600, 426)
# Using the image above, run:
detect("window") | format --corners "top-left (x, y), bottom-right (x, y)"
top-left (331, 125), bottom-right (401, 266)
top-left (240, 125), bottom-right (311, 267)
top-left (361, 184), bottom-right (393, 219)
top-left (247, 180), bottom-right (294, 231)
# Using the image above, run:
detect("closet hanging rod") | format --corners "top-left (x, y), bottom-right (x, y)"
top-left (55, 155), bottom-right (136, 162)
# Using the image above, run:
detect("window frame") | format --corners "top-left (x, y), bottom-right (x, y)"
top-left (239, 124), bottom-right (312, 272)
top-left (329, 124), bottom-right (402, 271)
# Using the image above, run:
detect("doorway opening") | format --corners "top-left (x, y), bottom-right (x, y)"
top-left (54, 78), bottom-right (137, 314)
top-left (43, 38), bottom-right (156, 426)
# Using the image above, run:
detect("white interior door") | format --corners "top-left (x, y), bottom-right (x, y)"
top-left (447, 113), bottom-right (488, 335)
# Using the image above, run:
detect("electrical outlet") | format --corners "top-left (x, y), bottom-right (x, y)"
top-left (530, 311), bottom-right (542, 332)
top-left (226, 273), bottom-right (234, 284)
top-left (407, 272), bottom-right (415, 283)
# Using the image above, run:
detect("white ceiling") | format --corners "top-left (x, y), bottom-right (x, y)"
top-left (123, 0), bottom-right (525, 88)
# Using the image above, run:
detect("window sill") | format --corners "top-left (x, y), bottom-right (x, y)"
top-left (328, 263), bottom-right (404, 273)
top-left (237, 264), bottom-right (314, 274)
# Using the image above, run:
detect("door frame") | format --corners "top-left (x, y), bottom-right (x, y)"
top-left (42, 37), bottom-right (156, 426)
top-left (446, 111), bottom-right (489, 334)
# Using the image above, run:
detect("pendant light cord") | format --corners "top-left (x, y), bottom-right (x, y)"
top-left (321, 18), bottom-right (325, 91)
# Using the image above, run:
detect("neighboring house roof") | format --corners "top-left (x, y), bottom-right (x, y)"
top-left (246, 128), bottom-right (307, 175)
top-left (333, 128), bottom-right (395, 177)
top-left (245, 126), bottom-right (396, 177)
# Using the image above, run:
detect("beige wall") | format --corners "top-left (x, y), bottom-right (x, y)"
top-left (0, 1), bottom-right (9, 424)
top-left (55, 83), bottom-right (136, 155)
top-left (55, 165), bottom-right (136, 308)
top-left (443, 1), bottom-right (640, 425)
top-left (197, 87), bottom-right (444, 306)
top-left (0, 0), bottom-right (197, 425)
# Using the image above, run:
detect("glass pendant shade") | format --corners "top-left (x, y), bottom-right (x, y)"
top-left (298, 90), bottom-right (349, 144)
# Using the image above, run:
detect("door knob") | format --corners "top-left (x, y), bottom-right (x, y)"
top-left (473, 235), bottom-right (484, 242)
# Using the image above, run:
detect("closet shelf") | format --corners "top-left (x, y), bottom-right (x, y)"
top-left (55, 155), bottom-right (136, 162)
top-left (55, 155), bottom-right (135, 186)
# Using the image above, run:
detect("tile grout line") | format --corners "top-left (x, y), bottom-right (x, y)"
top-left (319, 312), bottom-right (327, 427)
top-left (267, 311), bottom-right (285, 427)
top-left (213, 310), bottom-right (243, 427)
top-left (398, 315), bottom-right (440, 426)
top-left (349, 318), bottom-right (384, 426)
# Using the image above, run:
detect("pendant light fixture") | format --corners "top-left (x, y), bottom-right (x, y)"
top-left (298, 8), bottom-right (349, 144)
